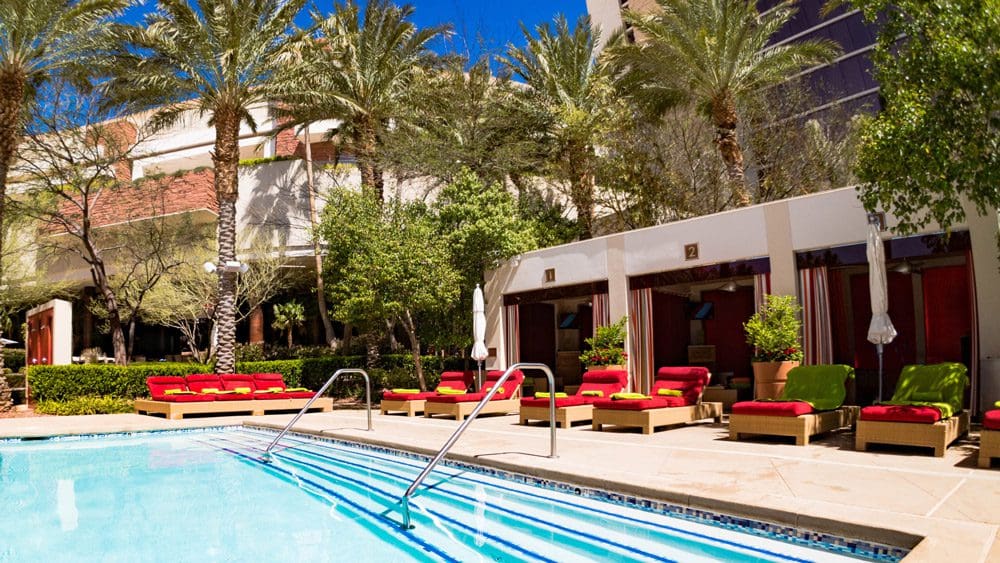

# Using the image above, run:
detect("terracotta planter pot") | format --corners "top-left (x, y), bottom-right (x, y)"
top-left (752, 361), bottom-right (799, 399)
top-left (587, 364), bottom-right (625, 372)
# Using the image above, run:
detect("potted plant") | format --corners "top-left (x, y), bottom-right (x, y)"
top-left (580, 316), bottom-right (628, 371)
top-left (743, 294), bottom-right (803, 399)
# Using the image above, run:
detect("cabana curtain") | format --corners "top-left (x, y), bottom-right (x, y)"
top-left (799, 266), bottom-right (833, 365)
top-left (753, 273), bottom-right (771, 313)
top-left (592, 292), bottom-right (610, 332)
top-left (627, 288), bottom-right (654, 393)
top-left (503, 304), bottom-right (519, 367)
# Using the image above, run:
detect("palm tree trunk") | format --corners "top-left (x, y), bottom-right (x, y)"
top-left (287, 327), bottom-right (293, 348)
top-left (0, 70), bottom-right (27, 285)
top-left (212, 109), bottom-right (241, 374)
top-left (711, 94), bottom-right (752, 207)
top-left (567, 144), bottom-right (596, 240)
top-left (356, 116), bottom-right (382, 203)
top-left (400, 310), bottom-right (426, 392)
top-left (303, 126), bottom-right (338, 348)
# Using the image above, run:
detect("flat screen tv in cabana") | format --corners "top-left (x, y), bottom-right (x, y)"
top-left (503, 281), bottom-right (609, 392)
top-left (627, 258), bottom-right (770, 394)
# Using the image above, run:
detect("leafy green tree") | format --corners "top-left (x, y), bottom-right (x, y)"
top-left (836, 0), bottom-right (999, 232)
top-left (98, 0), bottom-right (310, 373)
top-left (0, 0), bottom-right (127, 286)
top-left (320, 188), bottom-right (459, 390)
top-left (287, 0), bottom-right (447, 202)
top-left (272, 301), bottom-right (305, 348)
top-left (501, 15), bottom-right (619, 240)
top-left (609, 0), bottom-right (838, 206)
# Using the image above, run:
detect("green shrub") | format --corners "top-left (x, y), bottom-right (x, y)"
top-left (235, 343), bottom-right (266, 362)
top-left (3, 348), bottom-right (25, 373)
top-left (29, 363), bottom-right (211, 401)
top-left (35, 396), bottom-right (134, 415)
top-left (235, 360), bottom-right (304, 388)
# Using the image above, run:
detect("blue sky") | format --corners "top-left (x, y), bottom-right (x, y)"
top-left (125, 1), bottom-right (588, 61)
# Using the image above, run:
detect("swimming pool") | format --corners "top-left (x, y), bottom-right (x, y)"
top-left (0, 428), bottom-right (906, 562)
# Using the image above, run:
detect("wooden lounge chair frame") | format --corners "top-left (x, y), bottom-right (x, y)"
top-left (520, 404), bottom-right (597, 428)
top-left (979, 427), bottom-right (1000, 468)
top-left (134, 397), bottom-right (334, 420)
top-left (380, 398), bottom-right (426, 417)
top-left (729, 406), bottom-right (860, 445)
top-left (424, 393), bottom-right (521, 421)
top-left (591, 402), bottom-right (723, 434)
top-left (855, 411), bottom-right (970, 457)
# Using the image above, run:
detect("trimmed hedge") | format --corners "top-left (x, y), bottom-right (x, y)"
top-left (28, 356), bottom-right (470, 402)
top-left (36, 396), bottom-right (134, 415)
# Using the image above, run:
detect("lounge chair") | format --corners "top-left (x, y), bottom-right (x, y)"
top-left (187, 374), bottom-right (255, 400)
top-left (979, 402), bottom-right (1000, 468)
top-left (855, 363), bottom-right (970, 457)
top-left (380, 371), bottom-right (475, 416)
top-left (220, 374), bottom-right (290, 399)
top-left (729, 364), bottom-right (858, 445)
top-left (519, 369), bottom-right (628, 428)
top-left (144, 376), bottom-right (216, 403)
top-left (252, 372), bottom-right (319, 399)
top-left (423, 370), bottom-right (524, 421)
top-left (591, 367), bottom-right (722, 434)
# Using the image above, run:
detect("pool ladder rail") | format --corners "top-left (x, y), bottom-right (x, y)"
top-left (398, 362), bottom-right (558, 529)
top-left (261, 368), bottom-right (372, 461)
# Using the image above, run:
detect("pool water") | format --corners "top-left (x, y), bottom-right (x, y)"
top-left (0, 428), bottom-right (902, 562)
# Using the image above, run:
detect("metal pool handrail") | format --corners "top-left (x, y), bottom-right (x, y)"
top-left (398, 362), bottom-right (557, 528)
top-left (262, 368), bottom-right (372, 461)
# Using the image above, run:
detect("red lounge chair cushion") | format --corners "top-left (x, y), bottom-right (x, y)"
top-left (520, 396), bottom-right (588, 408)
top-left (426, 392), bottom-right (486, 404)
top-left (652, 366), bottom-right (710, 406)
top-left (187, 374), bottom-right (255, 401)
top-left (219, 374), bottom-right (289, 399)
top-left (592, 396), bottom-right (686, 411)
top-left (732, 401), bottom-right (814, 417)
top-left (575, 369), bottom-right (628, 402)
top-left (383, 391), bottom-right (438, 401)
top-left (438, 371), bottom-right (475, 391)
top-left (860, 405), bottom-right (942, 424)
top-left (252, 373), bottom-right (315, 399)
top-left (982, 409), bottom-right (1000, 431)
top-left (146, 376), bottom-right (215, 402)
top-left (427, 370), bottom-right (525, 402)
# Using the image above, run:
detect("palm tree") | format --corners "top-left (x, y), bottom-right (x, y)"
top-left (272, 300), bottom-right (305, 348)
top-left (501, 15), bottom-right (616, 240)
top-left (609, 0), bottom-right (838, 206)
top-left (287, 0), bottom-right (446, 202)
top-left (0, 0), bottom-right (127, 282)
top-left (98, 0), bottom-right (309, 373)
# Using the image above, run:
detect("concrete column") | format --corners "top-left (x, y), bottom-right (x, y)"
top-left (249, 306), bottom-right (265, 344)
top-left (484, 265), bottom-right (514, 370)
top-left (763, 201), bottom-right (797, 296)
top-left (966, 207), bottom-right (1000, 413)
top-left (606, 234), bottom-right (628, 322)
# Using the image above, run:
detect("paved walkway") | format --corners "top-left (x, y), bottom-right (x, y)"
top-left (2, 411), bottom-right (998, 562)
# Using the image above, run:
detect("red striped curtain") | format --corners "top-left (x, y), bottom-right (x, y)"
top-left (627, 288), bottom-right (654, 393)
top-left (504, 304), bottom-right (519, 367)
top-left (799, 266), bottom-right (833, 365)
top-left (754, 273), bottom-right (771, 313)
top-left (592, 292), bottom-right (610, 333)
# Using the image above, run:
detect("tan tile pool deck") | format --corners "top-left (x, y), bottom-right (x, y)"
top-left (2, 411), bottom-right (998, 562)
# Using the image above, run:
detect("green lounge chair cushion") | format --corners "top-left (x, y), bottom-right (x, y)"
top-left (882, 362), bottom-right (969, 419)
top-left (534, 392), bottom-right (568, 399)
top-left (656, 389), bottom-right (682, 397)
top-left (163, 389), bottom-right (196, 395)
top-left (777, 364), bottom-right (855, 411)
top-left (581, 390), bottom-right (603, 397)
top-left (436, 388), bottom-right (466, 395)
top-left (995, 400), bottom-right (1000, 409)
top-left (391, 388), bottom-right (421, 394)
top-left (611, 392), bottom-right (651, 400)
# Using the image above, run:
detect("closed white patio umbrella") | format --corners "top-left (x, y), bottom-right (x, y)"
top-left (472, 284), bottom-right (488, 390)
top-left (866, 214), bottom-right (897, 402)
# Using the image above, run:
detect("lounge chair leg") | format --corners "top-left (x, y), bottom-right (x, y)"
top-left (729, 430), bottom-right (740, 441)
top-left (561, 421), bottom-right (570, 429)
top-left (520, 416), bottom-right (527, 425)
top-left (424, 411), bottom-right (431, 418)
top-left (168, 412), bottom-right (183, 420)
top-left (643, 424), bottom-right (653, 435)
top-left (796, 435), bottom-right (808, 446)
top-left (934, 446), bottom-right (945, 457)
top-left (592, 422), bottom-right (602, 431)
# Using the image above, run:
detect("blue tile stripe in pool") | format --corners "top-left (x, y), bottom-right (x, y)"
top-left (221, 432), bottom-right (811, 563)
top-left (240, 426), bottom-right (909, 562)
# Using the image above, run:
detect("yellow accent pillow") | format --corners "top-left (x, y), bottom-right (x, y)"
top-left (163, 389), bottom-right (194, 395)
top-left (483, 387), bottom-right (505, 394)
top-left (436, 388), bottom-right (466, 395)
top-left (611, 392), bottom-right (651, 400)
top-left (581, 390), bottom-right (603, 397)
top-left (391, 388), bottom-right (421, 394)
top-left (286, 387), bottom-right (309, 392)
top-left (234, 387), bottom-right (252, 394)
top-left (657, 388), bottom-right (683, 397)
top-left (200, 388), bottom-right (220, 393)
top-left (534, 392), bottom-right (568, 399)
top-left (266, 387), bottom-right (284, 392)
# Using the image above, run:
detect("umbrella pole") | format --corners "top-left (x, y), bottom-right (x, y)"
top-left (876, 343), bottom-right (884, 403)
top-left (477, 361), bottom-right (482, 391)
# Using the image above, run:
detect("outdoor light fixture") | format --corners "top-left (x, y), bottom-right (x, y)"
top-left (720, 281), bottom-right (739, 292)
top-left (203, 261), bottom-right (249, 274)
